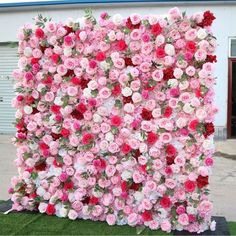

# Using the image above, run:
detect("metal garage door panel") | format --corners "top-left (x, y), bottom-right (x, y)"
top-left (0, 45), bottom-right (17, 134)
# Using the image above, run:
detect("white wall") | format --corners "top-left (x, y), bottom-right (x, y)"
top-left (0, 2), bottom-right (234, 128)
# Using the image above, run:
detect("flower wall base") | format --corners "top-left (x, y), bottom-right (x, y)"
top-left (10, 8), bottom-right (217, 233)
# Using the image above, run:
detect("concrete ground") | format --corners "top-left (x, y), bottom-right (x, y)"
top-left (0, 135), bottom-right (236, 221)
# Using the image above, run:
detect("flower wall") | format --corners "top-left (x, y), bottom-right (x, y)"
top-left (10, 8), bottom-right (217, 233)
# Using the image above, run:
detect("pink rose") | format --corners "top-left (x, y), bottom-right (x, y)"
top-left (106, 214), bottom-right (116, 225)
top-left (178, 213), bottom-right (189, 226)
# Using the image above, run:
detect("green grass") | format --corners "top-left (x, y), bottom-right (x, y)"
top-left (228, 222), bottom-right (236, 236)
top-left (0, 211), bottom-right (171, 235)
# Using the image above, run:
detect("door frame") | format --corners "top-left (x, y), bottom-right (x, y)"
top-left (227, 58), bottom-right (236, 138)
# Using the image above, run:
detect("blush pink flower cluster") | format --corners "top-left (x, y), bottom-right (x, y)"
top-left (10, 8), bottom-right (217, 233)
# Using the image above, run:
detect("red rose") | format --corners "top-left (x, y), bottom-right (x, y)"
top-left (141, 108), bottom-right (153, 121)
top-left (46, 204), bottom-right (55, 215)
top-left (82, 133), bottom-right (94, 145)
top-left (163, 106), bottom-right (172, 118)
top-left (198, 11), bottom-right (216, 27)
top-left (121, 181), bottom-right (128, 192)
top-left (80, 77), bottom-right (89, 89)
top-left (124, 57), bottom-right (134, 66)
top-left (156, 48), bottom-right (166, 58)
top-left (130, 182), bottom-right (141, 191)
top-left (31, 58), bottom-right (39, 64)
top-left (141, 210), bottom-right (153, 221)
top-left (195, 88), bottom-right (203, 98)
top-left (197, 175), bottom-right (209, 189)
top-left (189, 119), bottom-right (199, 131)
top-left (64, 25), bottom-right (73, 34)
top-left (166, 155), bottom-right (175, 165)
top-left (64, 181), bottom-right (74, 191)
top-left (35, 28), bottom-right (44, 38)
top-left (126, 17), bottom-right (141, 29)
top-left (71, 109), bottom-right (84, 120)
top-left (111, 115), bottom-right (122, 127)
top-left (42, 75), bottom-right (53, 85)
top-left (116, 40), bottom-right (127, 51)
top-left (51, 132), bottom-right (61, 140)
top-left (76, 103), bottom-right (87, 113)
top-left (184, 180), bottom-right (196, 192)
top-left (204, 122), bottom-right (215, 137)
top-left (121, 143), bottom-right (132, 154)
top-left (147, 132), bottom-right (158, 145)
top-left (111, 84), bottom-right (121, 96)
top-left (51, 54), bottom-right (60, 63)
top-left (35, 161), bottom-right (47, 171)
top-left (123, 96), bottom-right (132, 104)
top-left (16, 95), bottom-right (24, 102)
top-left (61, 128), bottom-right (70, 138)
top-left (163, 67), bottom-right (174, 81)
top-left (53, 159), bottom-right (63, 168)
top-left (151, 23), bottom-right (162, 36)
top-left (39, 142), bottom-right (49, 150)
top-left (166, 144), bottom-right (177, 157)
top-left (70, 76), bottom-right (80, 85)
top-left (160, 196), bottom-right (171, 208)
top-left (96, 52), bottom-right (106, 61)
top-left (89, 196), bottom-right (99, 205)
top-left (206, 55), bottom-right (217, 63)
top-left (186, 41), bottom-right (196, 53)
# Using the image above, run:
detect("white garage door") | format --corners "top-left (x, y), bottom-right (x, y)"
top-left (0, 44), bottom-right (18, 134)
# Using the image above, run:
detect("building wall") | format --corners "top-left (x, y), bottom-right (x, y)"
top-left (0, 2), bottom-right (234, 138)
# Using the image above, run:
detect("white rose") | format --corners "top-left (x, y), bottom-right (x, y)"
top-left (15, 110), bottom-right (23, 119)
top-left (93, 114), bottom-right (102, 123)
top-left (158, 208), bottom-right (168, 219)
top-left (64, 48), bottom-right (72, 57)
top-left (49, 195), bottom-right (58, 204)
top-left (59, 206), bottom-right (68, 218)
top-left (37, 83), bottom-right (46, 93)
top-left (88, 80), bottom-right (98, 90)
top-left (148, 15), bottom-right (158, 25)
top-left (83, 88), bottom-right (92, 98)
top-left (196, 108), bottom-right (207, 120)
top-left (203, 139), bottom-right (214, 150)
top-left (179, 81), bottom-right (189, 90)
top-left (80, 58), bottom-right (89, 68)
top-left (112, 14), bottom-right (123, 26)
top-left (124, 103), bottom-right (134, 113)
top-left (38, 202), bottom-right (47, 213)
top-left (110, 52), bottom-right (120, 59)
top-left (24, 47), bottom-right (32, 57)
top-left (66, 17), bottom-right (74, 27)
top-left (155, 34), bottom-right (165, 47)
top-left (122, 87), bottom-right (132, 97)
top-left (210, 221), bottom-right (216, 231)
top-left (105, 132), bottom-right (114, 142)
top-left (165, 44), bottom-right (175, 56)
top-left (133, 191), bottom-right (144, 202)
top-left (36, 186), bottom-right (46, 197)
top-left (54, 97), bottom-right (63, 106)
top-left (24, 105), bottom-right (33, 115)
top-left (100, 61), bottom-right (110, 71)
top-left (108, 31), bottom-right (116, 41)
top-left (92, 189), bottom-right (103, 198)
top-left (75, 17), bottom-right (85, 28)
top-left (186, 206), bottom-right (197, 215)
top-left (183, 103), bottom-right (194, 114)
top-left (167, 79), bottom-right (178, 87)
top-left (197, 28), bottom-right (207, 39)
top-left (132, 92), bottom-right (142, 103)
top-left (121, 170), bottom-right (132, 180)
top-left (139, 143), bottom-right (147, 153)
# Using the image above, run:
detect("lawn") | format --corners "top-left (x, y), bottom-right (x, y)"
top-left (0, 200), bottom-right (236, 235)
top-left (0, 211), bottom-right (171, 235)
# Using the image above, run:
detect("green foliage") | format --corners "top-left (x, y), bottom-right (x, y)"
top-left (84, 8), bottom-right (97, 25)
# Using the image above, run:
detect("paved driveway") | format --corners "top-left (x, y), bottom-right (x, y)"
top-left (0, 135), bottom-right (236, 221)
